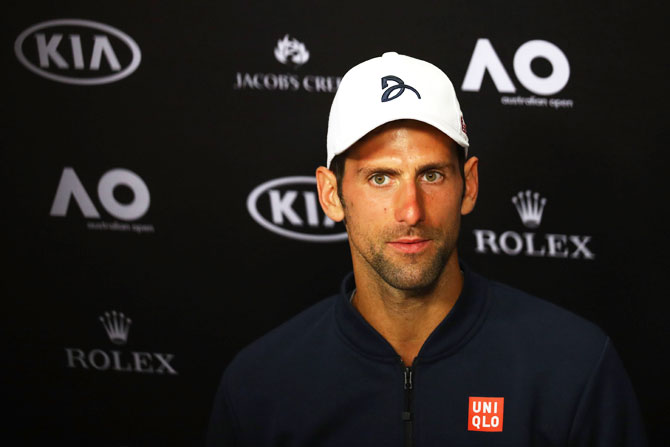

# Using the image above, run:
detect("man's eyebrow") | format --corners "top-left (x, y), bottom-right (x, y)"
top-left (357, 166), bottom-right (402, 177)
top-left (417, 162), bottom-right (454, 173)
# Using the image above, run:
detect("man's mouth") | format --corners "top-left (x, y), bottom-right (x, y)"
top-left (387, 238), bottom-right (431, 254)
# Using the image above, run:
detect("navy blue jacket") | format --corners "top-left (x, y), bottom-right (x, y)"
top-left (207, 265), bottom-right (647, 446)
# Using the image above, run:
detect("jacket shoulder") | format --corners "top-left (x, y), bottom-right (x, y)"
top-left (485, 277), bottom-right (608, 356)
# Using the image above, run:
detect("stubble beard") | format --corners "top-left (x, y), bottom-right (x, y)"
top-left (350, 223), bottom-right (460, 294)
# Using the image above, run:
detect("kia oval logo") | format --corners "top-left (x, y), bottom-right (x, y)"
top-left (15, 19), bottom-right (141, 85)
top-left (247, 176), bottom-right (348, 243)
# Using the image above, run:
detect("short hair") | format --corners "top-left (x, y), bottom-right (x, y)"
top-left (329, 123), bottom-right (466, 204)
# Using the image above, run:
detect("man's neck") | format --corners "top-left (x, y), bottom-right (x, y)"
top-left (351, 257), bottom-right (463, 366)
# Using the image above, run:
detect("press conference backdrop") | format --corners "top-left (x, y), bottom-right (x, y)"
top-left (3, 1), bottom-right (667, 445)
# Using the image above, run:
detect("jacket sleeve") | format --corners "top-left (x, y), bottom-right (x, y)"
top-left (206, 372), bottom-right (240, 447)
top-left (568, 337), bottom-right (648, 446)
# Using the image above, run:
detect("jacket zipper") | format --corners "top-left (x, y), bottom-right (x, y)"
top-left (402, 363), bottom-right (414, 447)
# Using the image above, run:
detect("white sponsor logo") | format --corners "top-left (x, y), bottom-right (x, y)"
top-left (234, 35), bottom-right (341, 93)
top-left (274, 34), bottom-right (310, 67)
top-left (99, 310), bottom-right (132, 345)
top-left (462, 39), bottom-right (573, 109)
top-left (234, 72), bottom-right (341, 92)
top-left (512, 190), bottom-right (547, 229)
top-left (50, 167), bottom-right (154, 233)
top-left (473, 190), bottom-right (594, 259)
top-left (247, 176), bottom-right (347, 243)
top-left (65, 310), bottom-right (178, 375)
top-left (15, 19), bottom-right (141, 85)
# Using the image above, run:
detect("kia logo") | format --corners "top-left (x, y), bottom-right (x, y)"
top-left (15, 19), bottom-right (141, 85)
top-left (247, 176), bottom-right (348, 243)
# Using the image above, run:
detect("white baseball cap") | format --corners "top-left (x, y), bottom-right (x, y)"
top-left (326, 51), bottom-right (469, 168)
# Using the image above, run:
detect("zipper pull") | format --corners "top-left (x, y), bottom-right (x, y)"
top-left (404, 366), bottom-right (413, 390)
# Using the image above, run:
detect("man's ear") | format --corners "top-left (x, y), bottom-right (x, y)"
top-left (316, 166), bottom-right (345, 222)
top-left (461, 156), bottom-right (479, 215)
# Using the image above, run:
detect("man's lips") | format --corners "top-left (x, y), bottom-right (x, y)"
top-left (387, 238), bottom-right (431, 254)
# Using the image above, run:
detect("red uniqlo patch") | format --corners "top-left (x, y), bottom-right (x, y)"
top-left (468, 397), bottom-right (504, 432)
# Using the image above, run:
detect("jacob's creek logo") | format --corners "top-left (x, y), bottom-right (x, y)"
top-left (274, 34), bottom-right (310, 67)
top-left (468, 397), bottom-right (504, 432)
top-left (65, 311), bottom-right (178, 375)
top-left (247, 176), bottom-right (347, 243)
top-left (15, 19), bottom-right (141, 85)
top-left (234, 35), bottom-right (341, 93)
top-left (50, 167), bottom-right (155, 233)
top-left (473, 190), bottom-right (595, 259)
top-left (462, 39), bottom-right (573, 109)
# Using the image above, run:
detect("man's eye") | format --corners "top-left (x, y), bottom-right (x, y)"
top-left (371, 174), bottom-right (390, 186)
top-left (422, 171), bottom-right (443, 183)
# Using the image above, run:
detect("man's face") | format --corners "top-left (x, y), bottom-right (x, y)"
top-left (335, 121), bottom-right (477, 293)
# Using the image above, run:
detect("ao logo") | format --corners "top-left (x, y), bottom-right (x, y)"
top-left (50, 167), bottom-right (150, 221)
top-left (247, 176), bottom-right (348, 243)
top-left (15, 19), bottom-right (141, 85)
top-left (462, 39), bottom-right (570, 96)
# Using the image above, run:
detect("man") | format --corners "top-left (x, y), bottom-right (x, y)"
top-left (207, 52), bottom-right (646, 446)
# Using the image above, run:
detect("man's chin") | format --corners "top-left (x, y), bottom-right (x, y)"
top-left (377, 263), bottom-right (444, 293)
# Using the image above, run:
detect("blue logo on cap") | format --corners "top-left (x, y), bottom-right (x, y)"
top-left (381, 75), bottom-right (421, 102)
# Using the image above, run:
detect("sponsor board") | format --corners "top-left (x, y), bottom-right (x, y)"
top-left (65, 310), bottom-right (178, 375)
top-left (462, 39), bottom-right (574, 109)
top-left (50, 167), bottom-right (155, 233)
top-left (247, 176), bottom-right (347, 242)
top-left (234, 35), bottom-right (341, 93)
top-left (15, 18), bottom-right (141, 85)
top-left (473, 190), bottom-right (594, 259)
top-left (274, 34), bottom-right (310, 67)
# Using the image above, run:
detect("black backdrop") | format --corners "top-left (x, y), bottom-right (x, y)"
top-left (3, 1), bottom-right (668, 445)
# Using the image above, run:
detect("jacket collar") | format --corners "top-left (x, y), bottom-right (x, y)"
top-left (333, 261), bottom-right (491, 364)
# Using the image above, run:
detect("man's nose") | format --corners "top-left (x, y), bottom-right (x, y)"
top-left (394, 180), bottom-right (424, 226)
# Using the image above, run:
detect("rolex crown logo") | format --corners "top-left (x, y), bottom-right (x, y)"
top-left (511, 190), bottom-right (547, 229)
top-left (99, 310), bottom-right (132, 345)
